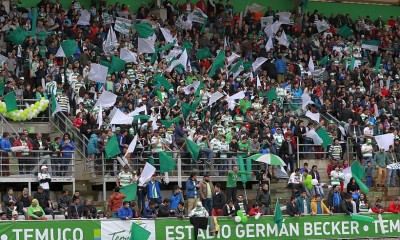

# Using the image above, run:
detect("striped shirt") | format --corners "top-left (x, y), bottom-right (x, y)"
top-left (58, 96), bottom-right (69, 112)
top-left (151, 136), bottom-right (163, 152)
top-left (329, 145), bottom-right (342, 160)
top-left (45, 81), bottom-right (57, 96)
top-left (72, 81), bottom-right (85, 93)
top-left (118, 171), bottom-right (133, 187)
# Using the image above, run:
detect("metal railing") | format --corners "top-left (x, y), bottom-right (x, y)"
top-left (0, 150), bottom-right (75, 178)
top-left (17, 99), bottom-right (51, 123)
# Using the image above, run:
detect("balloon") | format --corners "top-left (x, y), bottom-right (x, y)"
top-left (345, 173), bottom-right (352, 182)
top-left (237, 210), bottom-right (244, 217)
top-left (21, 116), bottom-right (26, 121)
top-left (38, 106), bottom-right (43, 111)
top-left (311, 179), bottom-right (319, 186)
top-left (234, 216), bottom-right (241, 223)
top-left (241, 216), bottom-right (248, 223)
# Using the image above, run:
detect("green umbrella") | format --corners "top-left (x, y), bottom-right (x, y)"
top-left (248, 153), bottom-right (286, 166)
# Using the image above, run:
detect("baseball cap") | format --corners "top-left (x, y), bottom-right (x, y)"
top-left (41, 166), bottom-right (48, 170)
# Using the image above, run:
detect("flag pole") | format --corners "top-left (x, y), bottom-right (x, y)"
top-left (243, 184), bottom-right (248, 205)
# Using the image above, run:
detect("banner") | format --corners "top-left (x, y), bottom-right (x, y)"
top-left (101, 220), bottom-right (155, 240)
top-left (189, 7), bottom-right (208, 24)
top-left (156, 215), bottom-right (400, 240)
top-left (102, 12), bottom-right (113, 24)
top-left (260, 16), bottom-right (273, 28)
top-left (114, 17), bottom-right (132, 34)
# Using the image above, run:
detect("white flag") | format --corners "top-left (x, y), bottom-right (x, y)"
top-left (226, 52), bottom-right (240, 67)
top-left (55, 46), bottom-right (65, 57)
top-left (208, 92), bottom-right (224, 106)
top-left (165, 49), bottom-right (182, 62)
top-left (167, 49), bottom-right (188, 72)
top-left (120, 48), bottom-right (138, 64)
top-left (276, 12), bottom-right (291, 24)
top-left (108, 107), bottom-right (118, 119)
top-left (233, 65), bottom-right (244, 80)
top-left (110, 109), bottom-right (134, 125)
top-left (257, 75), bottom-right (262, 88)
top-left (184, 80), bottom-right (201, 94)
top-left (94, 90), bottom-right (118, 108)
top-left (103, 27), bottom-right (119, 55)
top-left (264, 21), bottom-right (282, 38)
top-left (301, 93), bottom-right (314, 111)
top-left (306, 110), bottom-right (320, 122)
top-left (160, 27), bottom-right (175, 43)
top-left (224, 37), bottom-right (228, 50)
top-left (125, 134), bottom-right (138, 157)
top-left (374, 133), bottom-right (394, 151)
top-left (77, 9), bottom-right (91, 26)
top-left (308, 57), bottom-right (315, 72)
top-left (227, 90), bottom-right (245, 109)
top-left (139, 162), bottom-right (156, 185)
top-left (89, 64), bottom-right (108, 83)
top-left (138, 34), bottom-right (156, 54)
top-left (315, 20), bottom-right (330, 33)
top-left (306, 129), bottom-right (323, 145)
top-left (252, 57), bottom-right (268, 71)
top-left (97, 104), bottom-right (103, 129)
top-left (127, 105), bottom-right (147, 117)
top-left (266, 36), bottom-right (274, 52)
top-left (278, 30), bottom-right (289, 47)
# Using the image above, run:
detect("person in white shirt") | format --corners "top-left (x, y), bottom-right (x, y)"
top-left (363, 123), bottom-right (374, 140)
top-left (361, 139), bottom-right (374, 167)
top-left (288, 168), bottom-right (305, 194)
top-left (38, 166), bottom-right (51, 195)
top-left (188, 201), bottom-right (209, 217)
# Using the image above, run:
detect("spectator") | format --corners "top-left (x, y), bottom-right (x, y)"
top-left (234, 195), bottom-right (249, 216)
top-left (249, 204), bottom-right (263, 217)
top-left (143, 200), bottom-right (157, 219)
top-left (256, 184), bottom-right (271, 215)
top-left (17, 188), bottom-right (32, 219)
top-left (340, 194), bottom-right (355, 215)
top-left (364, 161), bottom-right (373, 188)
top-left (27, 199), bottom-right (46, 220)
top-left (118, 201), bottom-right (133, 220)
top-left (147, 174), bottom-right (162, 205)
top-left (361, 139), bottom-right (374, 167)
top-left (57, 190), bottom-right (70, 217)
top-left (387, 197), bottom-right (400, 214)
top-left (311, 194), bottom-right (331, 215)
top-left (0, 132), bottom-right (12, 176)
top-left (81, 199), bottom-right (97, 219)
top-left (371, 199), bottom-right (384, 214)
top-left (60, 133), bottom-right (75, 176)
top-left (309, 165), bottom-right (325, 198)
top-left (373, 147), bottom-right (389, 187)
top-left (117, 164), bottom-right (134, 187)
top-left (33, 186), bottom-right (54, 219)
top-left (222, 200), bottom-right (236, 217)
top-left (175, 202), bottom-right (186, 217)
top-left (328, 185), bottom-right (342, 213)
top-left (158, 198), bottom-right (172, 217)
top-left (0, 212), bottom-right (7, 221)
top-left (13, 132), bottom-right (33, 174)
top-left (38, 166), bottom-right (51, 195)
top-left (108, 187), bottom-right (126, 218)
top-left (288, 168), bottom-right (304, 193)
top-left (68, 197), bottom-right (83, 219)
top-left (347, 177), bottom-right (360, 201)
top-left (170, 185), bottom-right (184, 214)
top-left (189, 201), bottom-right (209, 217)
top-left (297, 190), bottom-right (313, 215)
top-left (226, 166), bottom-right (251, 202)
top-left (358, 193), bottom-right (369, 213)
top-left (286, 196), bottom-right (300, 217)
top-left (186, 172), bottom-right (200, 214)
top-left (386, 145), bottom-right (398, 187)
top-left (212, 183), bottom-right (225, 216)
top-left (2, 188), bottom-right (17, 207)
top-left (199, 174), bottom-right (214, 215)
top-left (280, 135), bottom-right (296, 173)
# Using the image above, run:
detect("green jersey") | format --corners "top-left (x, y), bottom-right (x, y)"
top-left (227, 170), bottom-right (250, 187)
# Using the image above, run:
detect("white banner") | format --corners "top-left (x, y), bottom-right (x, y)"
top-left (102, 12), bottom-right (113, 24)
top-left (261, 16), bottom-right (273, 28)
top-left (374, 133), bottom-right (394, 151)
top-left (387, 163), bottom-right (400, 170)
top-left (114, 17), bottom-right (132, 35)
top-left (101, 220), bottom-right (155, 240)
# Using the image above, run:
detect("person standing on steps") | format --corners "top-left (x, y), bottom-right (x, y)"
top-left (226, 166), bottom-right (252, 202)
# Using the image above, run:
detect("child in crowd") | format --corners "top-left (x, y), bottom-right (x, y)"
top-left (364, 161), bottom-right (373, 188)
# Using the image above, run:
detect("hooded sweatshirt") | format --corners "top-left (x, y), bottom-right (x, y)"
top-left (28, 199), bottom-right (45, 219)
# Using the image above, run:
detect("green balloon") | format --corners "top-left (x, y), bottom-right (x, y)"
top-left (241, 216), bottom-right (248, 223)
top-left (237, 210), bottom-right (244, 217)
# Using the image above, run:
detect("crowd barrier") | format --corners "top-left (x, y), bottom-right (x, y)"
top-left (0, 214), bottom-right (399, 240)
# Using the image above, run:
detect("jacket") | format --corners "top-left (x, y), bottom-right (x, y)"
top-left (309, 170), bottom-right (320, 182)
top-left (212, 192), bottom-right (225, 210)
top-left (13, 138), bottom-right (33, 157)
top-left (286, 202), bottom-right (299, 216)
top-left (143, 205), bottom-right (157, 218)
top-left (327, 190), bottom-right (342, 208)
top-left (275, 59), bottom-right (287, 74)
top-left (87, 133), bottom-right (100, 155)
top-left (340, 199), bottom-right (353, 215)
top-left (68, 204), bottom-right (83, 219)
top-left (158, 203), bottom-right (170, 217)
top-left (32, 139), bottom-right (49, 151)
top-left (199, 180), bottom-right (214, 200)
top-left (118, 206), bottom-right (133, 219)
top-left (387, 201), bottom-right (400, 213)
top-left (108, 192), bottom-right (126, 212)
top-left (186, 178), bottom-right (199, 198)
top-left (222, 204), bottom-right (236, 216)
top-left (0, 138), bottom-right (11, 152)
top-left (296, 196), bottom-right (312, 214)
top-left (147, 181), bottom-right (162, 199)
top-left (311, 199), bottom-right (331, 214)
top-left (280, 140), bottom-right (295, 156)
top-left (256, 190), bottom-right (271, 207)
top-left (170, 193), bottom-right (184, 210)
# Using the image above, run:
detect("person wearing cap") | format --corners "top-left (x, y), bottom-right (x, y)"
top-left (96, 210), bottom-right (107, 219)
top-left (117, 164), bottom-right (134, 188)
top-left (373, 147), bottom-right (390, 187)
top-left (361, 138), bottom-right (374, 167)
top-left (38, 165), bottom-right (52, 194)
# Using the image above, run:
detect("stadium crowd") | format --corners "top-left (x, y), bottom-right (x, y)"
top-left (1, 0), bottom-right (400, 220)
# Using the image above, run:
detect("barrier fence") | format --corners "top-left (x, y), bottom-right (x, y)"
top-left (0, 214), bottom-right (399, 240)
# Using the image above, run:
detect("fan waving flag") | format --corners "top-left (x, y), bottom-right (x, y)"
top-left (105, 135), bottom-right (121, 158)
top-left (120, 183), bottom-right (138, 201)
top-left (185, 138), bottom-right (200, 161)
top-left (351, 161), bottom-right (369, 192)
top-left (56, 40), bottom-right (78, 58)
top-left (362, 40), bottom-right (379, 52)
top-left (316, 127), bottom-right (333, 148)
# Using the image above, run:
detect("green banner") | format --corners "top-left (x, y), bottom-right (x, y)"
top-left (155, 214), bottom-right (400, 240)
top-left (0, 220), bottom-right (100, 240)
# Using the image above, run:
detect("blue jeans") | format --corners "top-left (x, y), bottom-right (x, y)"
top-left (284, 155), bottom-right (294, 173)
top-left (366, 176), bottom-right (372, 188)
top-left (202, 198), bottom-right (213, 215)
top-left (61, 156), bottom-right (71, 176)
top-left (200, 148), bottom-right (214, 161)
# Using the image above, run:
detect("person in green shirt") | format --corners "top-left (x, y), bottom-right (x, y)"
top-left (302, 169), bottom-right (313, 197)
top-left (373, 147), bottom-right (390, 187)
top-left (238, 136), bottom-right (250, 157)
top-left (226, 166), bottom-right (252, 202)
top-left (28, 199), bottom-right (46, 220)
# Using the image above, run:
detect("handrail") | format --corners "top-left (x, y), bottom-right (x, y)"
top-left (0, 114), bottom-right (21, 142)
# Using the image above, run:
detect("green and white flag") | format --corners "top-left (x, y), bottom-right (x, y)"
top-left (160, 27), bottom-right (175, 43)
top-left (76, 9), bottom-right (90, 26)
top-left (209, 50), bottom-right (226, 77)
top-left (103, 27), bottom-right (119, 55)
top-left (188, 7), bottom-right (208, 24)
top-left (138, 34), bottom-right (156, 54)
top-left (120, 48), bottom-right (138, 64)
top-left (167, 49), bottom-right (188, 72)
top-left (51, 94), bottom-right (61, 116)
top-left (375, 56), bottom-right (381, 73)
top-left (114, 17), bottom-right (132, 35)
top-left (56, 40), bottom-right (78, 58)
top-left (362, 40), bottom-right (379, 52)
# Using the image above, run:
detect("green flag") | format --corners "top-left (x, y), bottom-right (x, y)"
top-left (375, 57), bottom-right (381, 74)
top-left (182, 102), bottom-right (191, 119)
top-left (154, 74), bottom-right (173, 90)
top-left (196, 48), bottom-right (212, 60)
top-left (4, 92), bottom-right (18, 112)
top-left (274, 200), bottom-right (283, 228)
top-left (339, 26), bottom-right (353, 39)
top-left (237, 155), bottom-right (247, 184)
top-left (7, 27), bottom-right (29, 45)
top-left (194, 82), bottom-right (205, 97)
top-left (133, 115), bottom-right (150, 121)
top-left (131, 222), bottom-right (151, 240)
top-left (182, 41), bottom-right (193, 52)
top-left (185, 138), bottom-right (200, 161)
top-left (0, 82), bottom-right (4, 96)
top-left (349, 57), bottom-right (355, 71)
top-left (135, 23), bottom-right (155, 38)
top-left (30, 8), bottom-right (38, 36)
top-left (158, 41), bottom-right (175, 52)
top-left (266, 88), bottom-right (277, 102)
top-left (209, 50), bottom-right (226, 77)
top-left (111, 56), bottom-right (126, 73)
top-left (148, 156), bottom-right (155, 166)
top-left (229, 60), bottom-right (243, 74)
top-left (105, 135), bottom-right (121, 158)
top-left (289, 102), bottom-right (300, 111)
top-left (351, 161), bottom-right (369, 193)
top-left (60, 40), bottom-right (78, 58)
top-left (191, 97), bottom-right (201, 113)
top-left (316, 128), bottom-right (333, 148)
top-left (160, 117), bottom-right (180, 128)
top-left (156, 90), bottom-right (163, 102)
top-left (169, 98), bottom-right (178, 108)
top-left (51, 94), bottom-right (61, 116)
top-left (319, 55), bottom-right (329, 66)
top-left (243, 61), bottom-right (252, 72)
top-left (120, 183), bottom-right (138, 201)
top-left (159, 151), bottom-right (176, 173)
